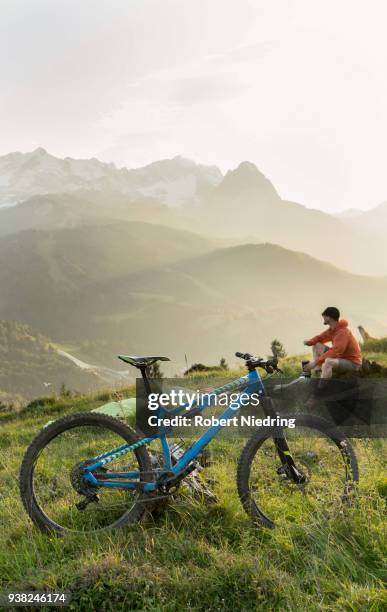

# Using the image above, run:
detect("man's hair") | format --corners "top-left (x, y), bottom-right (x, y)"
top-left (322, 306), bottom-right (340, 321)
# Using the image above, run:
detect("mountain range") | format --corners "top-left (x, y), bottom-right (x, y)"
top-left (195, 162), bottom-right (386, 275)
top-left (1, 149), bottom-right (386, 275)
top-left (0, 148), bottom-right (222, 208)
top-left (0, 148), bottom-right (386, 401)
top-left (1, 221), bottom-right (386, 371)
top-left (338, 201), bottom-right (387, 238)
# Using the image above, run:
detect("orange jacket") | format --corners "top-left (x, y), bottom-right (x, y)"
top-left (307, 319), bottom-right (362, 365)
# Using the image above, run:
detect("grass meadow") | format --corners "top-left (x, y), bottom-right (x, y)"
top-left (0, 356), bottom-right (386, 611)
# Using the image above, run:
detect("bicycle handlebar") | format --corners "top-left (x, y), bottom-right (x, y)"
top-left (235, 351), bottom-right (282, 373)
top-left (235, 352), bottom-right (253, 360)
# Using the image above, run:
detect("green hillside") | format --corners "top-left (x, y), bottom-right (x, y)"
top-left (0, 221), bottom-right (214, 328)
top-left (0, 321), bottom-right (100, 405)
top-left (1, 234), bottom-right (387, 374)
top-left (0, 364), bottom-right (385, 610)
top-left (57, 243), bottom-right (387, 368)
top-left (362, 336), bottom-right (387, 353)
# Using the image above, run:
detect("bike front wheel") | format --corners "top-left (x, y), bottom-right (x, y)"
top-left (237, 414), bottom-right (358, 528)
top-left (20, 412), bottom-right (155, 534)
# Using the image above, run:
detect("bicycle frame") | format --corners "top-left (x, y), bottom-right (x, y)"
top-left (83, 368), bottom-right (296, 492)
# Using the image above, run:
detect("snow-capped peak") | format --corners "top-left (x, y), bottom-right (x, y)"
top-left (0, 149), bottom-right (223, 207)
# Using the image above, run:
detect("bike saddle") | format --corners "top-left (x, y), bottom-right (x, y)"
top-left (118, 355), bottom-right (170, 368)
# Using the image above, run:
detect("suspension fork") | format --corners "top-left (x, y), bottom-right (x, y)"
top-left (262, 397), bottom-right (306, 483)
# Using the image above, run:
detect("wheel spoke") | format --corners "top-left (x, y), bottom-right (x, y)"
top-left (20, 413), bottom-right (154, 534)
top-left (238, 416), bottom-right (358, 528)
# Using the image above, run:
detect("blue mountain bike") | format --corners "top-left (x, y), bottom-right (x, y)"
top-left (20, 352), bottom-right (358, 533)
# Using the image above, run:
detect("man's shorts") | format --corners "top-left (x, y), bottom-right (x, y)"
top-left (320, 345), bottom-right (361, 372)
top-left (335, 358), bottom-right (361, 372)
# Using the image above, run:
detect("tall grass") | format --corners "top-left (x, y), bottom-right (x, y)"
top-left (362, 337), bottom-right (387, 354)
top-left (0, 359), bottom-right (386, 610)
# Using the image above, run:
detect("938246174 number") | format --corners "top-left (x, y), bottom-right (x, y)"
top-left (0, 592), bottom-right (71, 607)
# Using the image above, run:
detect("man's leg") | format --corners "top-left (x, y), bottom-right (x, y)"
top-left (305, 353), bottom-right (335, 407)
top-left (321, 357), bottom-right (338, 379)
top-left (312, 343), bottom-right (329, 371)
top-left (305, 351), bottom-right (335, 406)
top-left (320, 357), bottom-right (360, 379)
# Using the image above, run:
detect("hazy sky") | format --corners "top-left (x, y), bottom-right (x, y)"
top-left (1, 0), bottom-right (387, 212)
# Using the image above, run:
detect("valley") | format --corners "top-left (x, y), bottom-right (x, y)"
top-left (1, 149), bottom-right (386, 403)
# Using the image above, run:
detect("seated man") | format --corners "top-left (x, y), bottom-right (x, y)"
top-left (303, 307), bottom-right (362, 379)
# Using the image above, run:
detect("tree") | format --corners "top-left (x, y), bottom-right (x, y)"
top-left (219, 357), bottom-right (229, 370)
top-left (270, 339), bottom-right (287, 359)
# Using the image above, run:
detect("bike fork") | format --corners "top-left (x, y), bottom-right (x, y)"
top-left (262, 398), bottom-right (306, 484)
top-left (274, 437), bottom-right (306, 484)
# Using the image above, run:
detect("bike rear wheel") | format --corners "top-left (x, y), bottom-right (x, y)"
top-left (237, 414), bottom-right (358, 528)
top-left (20, 412), bottom-right (154, 534)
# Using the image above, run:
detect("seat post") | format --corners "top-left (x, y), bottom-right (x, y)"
top-left (139, 365), bottom-right (152, 396)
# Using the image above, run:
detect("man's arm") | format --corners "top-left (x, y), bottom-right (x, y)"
top-left (315, 329), bottom-right (349, 365)
top-left (304, 329), bottom-right (332, 346)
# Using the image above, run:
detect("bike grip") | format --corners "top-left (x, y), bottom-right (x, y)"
top-left (235, 352), bottom-right (252, 360)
